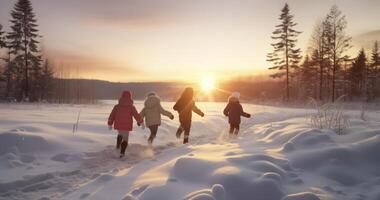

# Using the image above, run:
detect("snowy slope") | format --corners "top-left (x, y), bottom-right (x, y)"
top-left (0, 102), bottom-right (379, 200)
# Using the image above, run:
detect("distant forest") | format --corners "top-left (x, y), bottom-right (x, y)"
top-left (1, 78), bottom-right (281, 103)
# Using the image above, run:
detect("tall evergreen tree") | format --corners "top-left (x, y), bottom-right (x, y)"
top-left (350, 49), bottom-right (367, 98)
top-left (298, 55), bottom-right (318, 99)
top-left (368, 41), bottom-right (380, 99)
top-left (324, 5), bottom-right (351, 102)
top-left (0, 24), bottom-right (6, 48)
top-left (370, 41), bottom-right (380, 71)
top-left (1, 24), bottom-right (14, 97)
top-left (0, 24), bottom-right (6, 83)
top-left (7, 0), bottom-right (41, 101)
top-left (39, 60), bottom-right (54, 101)
top-left (267, 3), bottom-right (302, 101)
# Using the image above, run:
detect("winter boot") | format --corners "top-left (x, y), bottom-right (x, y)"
top-left (176, 127), bottom-right (183, 139)
top-left (120, 141), bottom-right (128, 158)
top-left (183, 135), bottom-right (189, 144)
top-left (148, 136), bottom-right (154, 144)
top-left (116, 135), bottom-right (122, 149)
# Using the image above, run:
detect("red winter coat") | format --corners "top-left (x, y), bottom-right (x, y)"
top-left (223, 97), bottom-right (250, 125)
top-left (108, 91), bottom-right (143, 131)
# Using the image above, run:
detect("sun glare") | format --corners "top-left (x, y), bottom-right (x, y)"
top-left (201, 76), bottom-right (216, 93)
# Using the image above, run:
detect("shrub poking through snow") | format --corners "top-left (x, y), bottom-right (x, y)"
top-left (360, 104), bottom-right (367, 121)
top-left (308, 96), bottom-right (350, 135)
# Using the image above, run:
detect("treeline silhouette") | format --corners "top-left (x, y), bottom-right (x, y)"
top-left (50, 79), bottom-right (188, 103)
top-left (25, 78), bottom-right (282, 103)
top-left (1, 1), bottom-right (379, 103)
top-left (268, 4), bottom-right (380, 102)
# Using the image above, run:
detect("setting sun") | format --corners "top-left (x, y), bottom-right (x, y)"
top-left (200, 76), bottom-right (216, 93)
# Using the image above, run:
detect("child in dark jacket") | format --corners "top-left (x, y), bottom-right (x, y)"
top-left (108, 91), bottom-right (143, 158)
top-left (173, 87), bottom-right (204, 144)
top-left (223, 92), bottom-right (251, 135)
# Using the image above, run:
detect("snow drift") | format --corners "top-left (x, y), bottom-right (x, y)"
top-left (0, 102), bottom-right (379, 200)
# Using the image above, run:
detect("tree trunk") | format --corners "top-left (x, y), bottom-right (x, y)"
top-left (24, 18), bottom-right (29, 100)
top-left (332, 55), bottom-right (336, 102)
top-left (319, 61), bottom-right (323, 101)
top-left (285, 32), bottom-right (290, 102)
top-left (5, 52), bottom-right (12, 98)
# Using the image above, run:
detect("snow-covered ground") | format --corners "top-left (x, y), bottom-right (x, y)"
top-left (0, 101), bottom-right (379, 200)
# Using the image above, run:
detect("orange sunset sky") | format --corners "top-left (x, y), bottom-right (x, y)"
top-left (0, 0), bottom-right (379, 82)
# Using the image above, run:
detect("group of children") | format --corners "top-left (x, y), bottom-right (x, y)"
top-left (107, 87), bottom-right (250, 158)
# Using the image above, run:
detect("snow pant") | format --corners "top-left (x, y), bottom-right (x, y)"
top-left (116, 135), bottom-right (122, 149)
top-left (148, 125), bottom-right (159, 144)
top-left (117, 131), bottom-right (130, 155)
top-left (229, 124), bottom-right (240, 135)
top-left (176, 120), bottom-right (191, 144)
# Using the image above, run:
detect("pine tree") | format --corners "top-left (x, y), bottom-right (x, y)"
top-left (0, 24), bottom-right (6, 85)
top-left (299, 55), bottom-right (318, 99)
top-left (0, 24), bottom-right (6, 62)
top-left (0, 24), bottom-right (6, 48)
top-left (7, 0), bottom-right (41, 101)
top-left (371, 41), bottom-right (380, 68)
top-left (368, 41), bottom-right (380, 99)
top-left (1, 24), bottom-right (14, 98)
top-left (350, 49), bottom-right (367, 98)
top-left (324, 5), bottom-right (351, 102)
top-left (40, 60), bottom-right (54, 101)
top-left (267, 3), bottom-right (302, 101)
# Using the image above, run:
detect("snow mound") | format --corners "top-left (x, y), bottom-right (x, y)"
top-left (122, 194), bottom-right (139, 200)
top-left (171, 157), bottom-right (220, 183)
top-left (281, 192), bottom-right (320, 200)
top-left (188, 193), bottom-right (215, 200)
top-left (281, 129), bottom-right (334, 152)
top-left (0, 132), bottom-right (51, 155)
top-left (184, 184), bottom-right (225, 200)
top-left (290, 134), bottom-right (380, 186)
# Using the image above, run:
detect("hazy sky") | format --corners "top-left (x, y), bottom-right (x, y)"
top-left (0, 0), bottom-right (379, 82)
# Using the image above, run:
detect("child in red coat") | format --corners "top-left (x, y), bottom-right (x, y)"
top-left (108, 91), bottom-right (143, 158)
top-left (223, 92), bottom-right (251, 136)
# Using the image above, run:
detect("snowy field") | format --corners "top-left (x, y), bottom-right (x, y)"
top-left (0, 101), bottom-right (380, 200)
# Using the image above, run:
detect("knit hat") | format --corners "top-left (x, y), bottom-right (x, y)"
top-left (231, 92), bottom-right (240, 99)
top-left (147, 92), bottom-right (157, 97)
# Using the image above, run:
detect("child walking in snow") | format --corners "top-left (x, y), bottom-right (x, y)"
top-left (173, 87), bottom-right (204, 144)
top-left (223, 92), bottom-right (251, 136)
top-left (140, 92), bottom-right (174, 145)
top-left (108, 91), bottom-right (143, 158)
